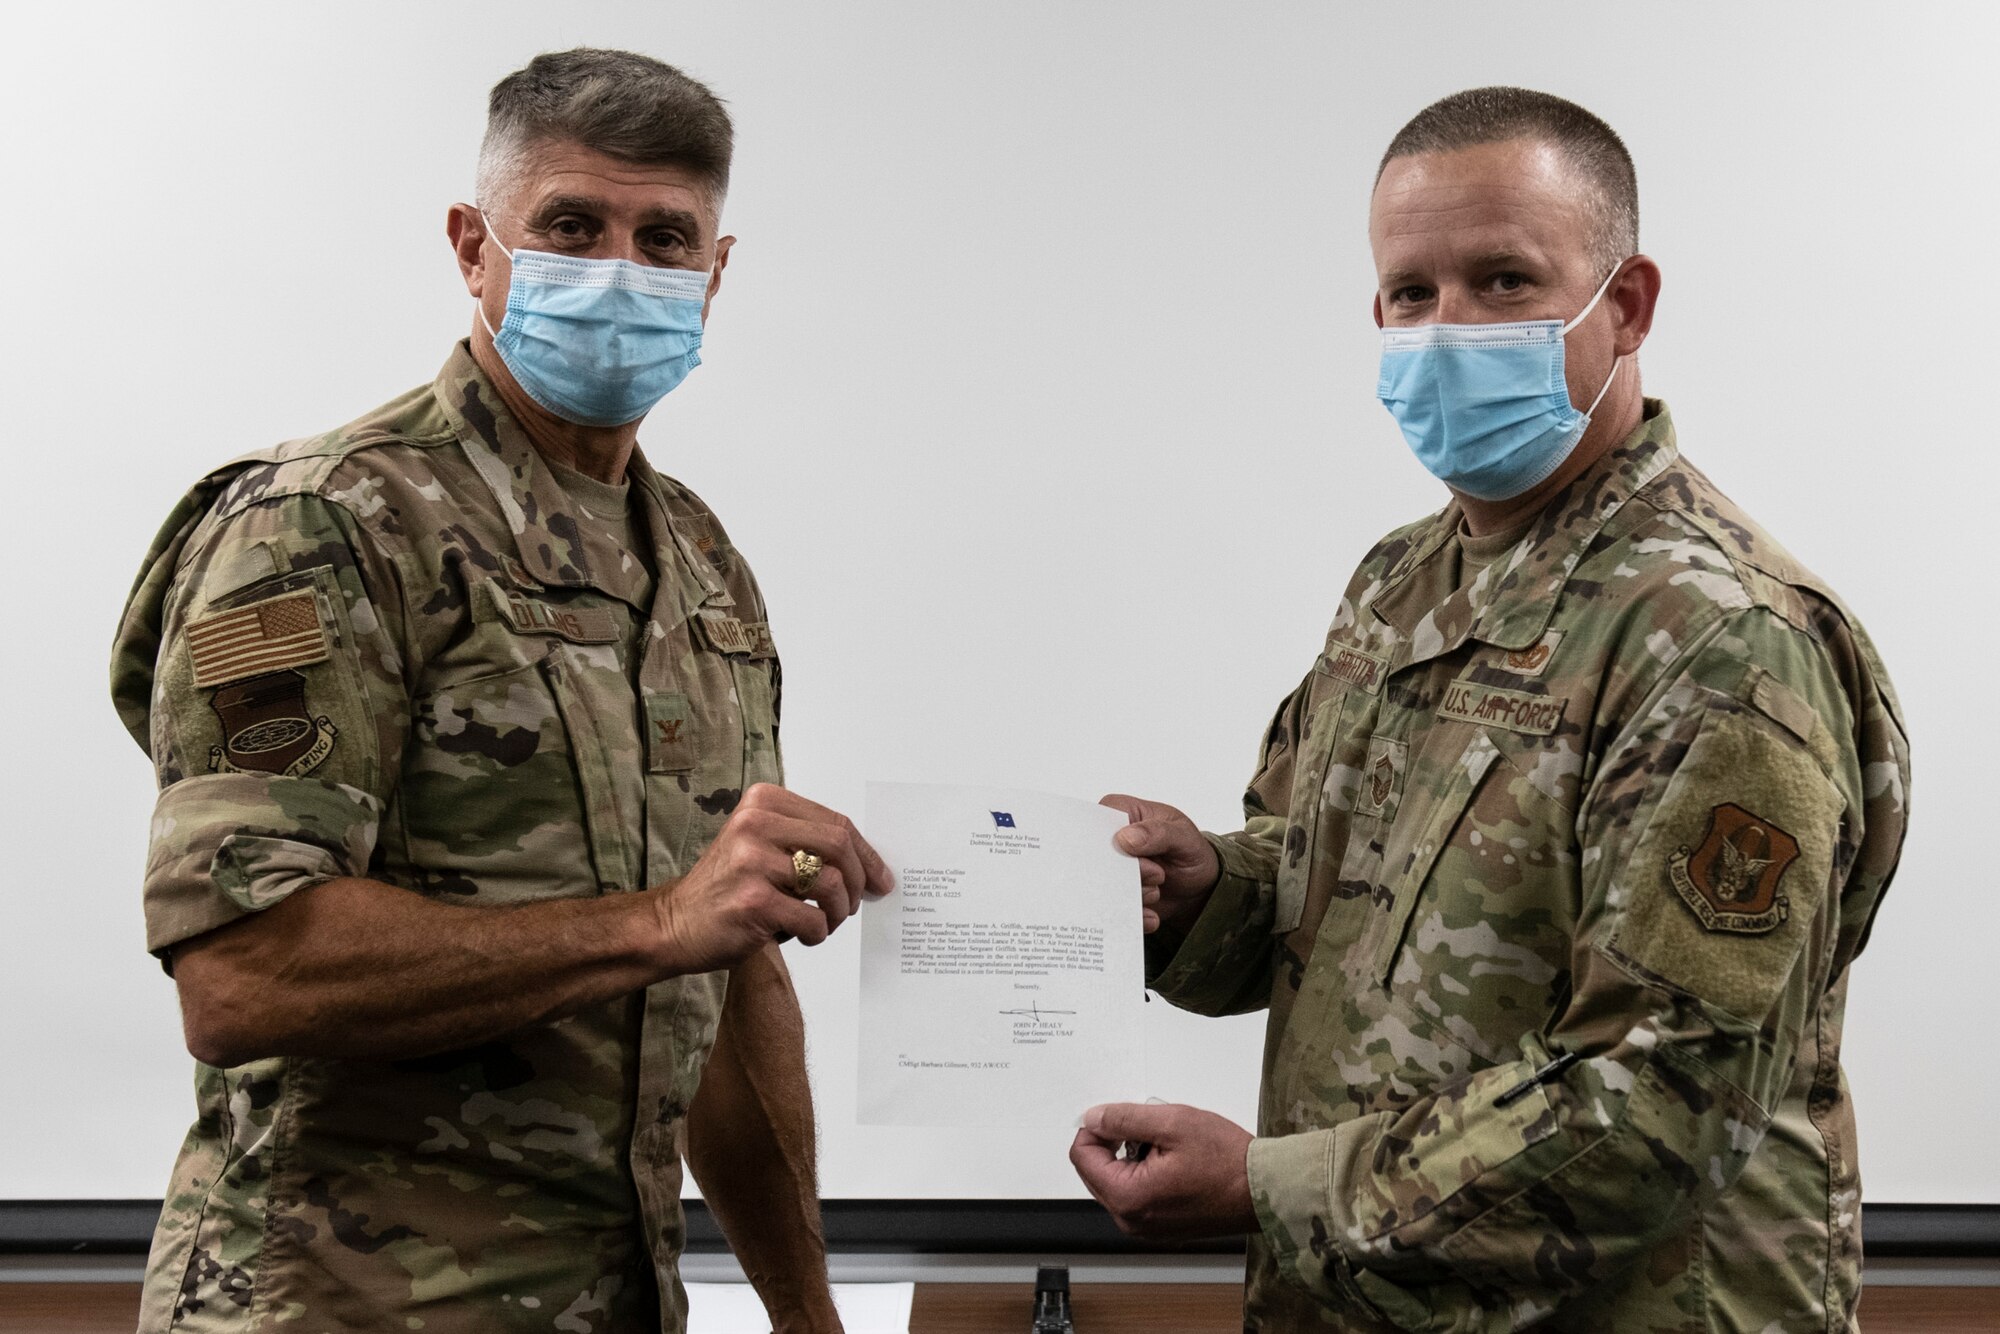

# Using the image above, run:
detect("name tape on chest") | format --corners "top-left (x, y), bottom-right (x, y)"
top-left (1437, 680), bottom-right (1567, 735)
top-left (696, 610), bottom-right (777, 658)
top-left (485, 581), bottom-right (621, 644)
top-left (1318, 643), bottom-right (1388, 695)
top-left (187, 590), bottom-right (331, 688)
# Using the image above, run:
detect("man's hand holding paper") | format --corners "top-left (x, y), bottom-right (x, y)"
top-left (1097, 793), bottom-right (1219, 936)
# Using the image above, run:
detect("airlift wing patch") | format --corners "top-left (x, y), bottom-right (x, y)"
top-left (207, 670), bottom-right (338, 778)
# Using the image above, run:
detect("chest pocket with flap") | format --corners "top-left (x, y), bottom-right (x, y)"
top-left (1365, 710), bottom-right (1578, 1065)
top-left (1369, 727), bottom-right (1503, 986)
top-left (693, 608), bottom-right (781, 788)
top-left (399, 577), bottom-right (638, 900)
top-left (1274, 642), bottom-right (1387, 935)
top-left (637, 607), bottom-right (782, 875)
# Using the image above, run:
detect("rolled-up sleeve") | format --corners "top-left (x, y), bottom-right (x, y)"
top-left (144, 773), bottom-right (388, 953)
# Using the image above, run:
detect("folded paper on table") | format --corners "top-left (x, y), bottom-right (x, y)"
top-left (685, 1282), bottom-right (914, 1333)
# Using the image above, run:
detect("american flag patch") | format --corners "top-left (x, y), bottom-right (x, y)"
top-left (187, 590), bottom-right (330, 687)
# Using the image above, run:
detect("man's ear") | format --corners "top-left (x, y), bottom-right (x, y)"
top-left (703, 236), bottom-right (735, 322)
top-left (446, 203), bottom-right (489, 299)
top-left (1372, 290), bottom-right (1385, 329)
top-left (1610, 255), bottom-right (1662, 358)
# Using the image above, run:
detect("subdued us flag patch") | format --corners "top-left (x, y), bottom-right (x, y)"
top-left (187, 590), bottom-right (330, 687)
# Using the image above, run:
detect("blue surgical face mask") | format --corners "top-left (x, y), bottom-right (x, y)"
top-left (1376, 264), bottom-right (1626, 501)
top-left (477, 210), bottom-right (709, 427)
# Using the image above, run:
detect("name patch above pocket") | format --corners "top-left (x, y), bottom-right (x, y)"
top-left (1319, 643), bottom-right (1387, 695)
top-left (488, 582), bottom-right (621, 644)
top-left (1437, 680), bottom-right (1567, 735)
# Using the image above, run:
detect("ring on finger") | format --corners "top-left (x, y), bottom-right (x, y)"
top-left (790, 849), bottom-right (824, 899)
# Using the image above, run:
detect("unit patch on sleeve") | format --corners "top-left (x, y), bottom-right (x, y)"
top-left (1668, 802), bottom-right (1800, 933)
top-left (207, 670), bottom-right (338, 777)
top-left (187, 590), bottom-right (330, 687)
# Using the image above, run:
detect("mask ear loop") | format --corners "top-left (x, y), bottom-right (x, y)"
top-left (1564, 260), bottom-right (1629, 418)
top-left (1561, 261), bottom-right (1624, 335)
top-left (1582, 352), bottom-right (1622, 418)
top-left (474, 209), bottom-right (510, 341)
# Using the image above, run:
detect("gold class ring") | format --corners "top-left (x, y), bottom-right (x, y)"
top-left (791, 849), bottom-right (824, 898)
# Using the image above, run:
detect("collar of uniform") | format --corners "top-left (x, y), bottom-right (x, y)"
top-left (625, 450), bottom-right (733, 614)
top-left (432, 340), bottom-right (642, 593)
top-left (1370, 400), bottom-right (1681, 662)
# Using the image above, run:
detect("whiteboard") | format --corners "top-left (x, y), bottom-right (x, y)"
top-left (3, 0), bottom-right (1994, 1205)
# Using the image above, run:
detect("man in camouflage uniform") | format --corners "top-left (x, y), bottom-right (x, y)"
top-left (110, 50), bottom-right (889, 1333)
top-left (1072, 88), bottom-right (1909, 1331)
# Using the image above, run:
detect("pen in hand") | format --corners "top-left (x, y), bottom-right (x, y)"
top-left (1118, 1095), bottom-right (1170, 1162)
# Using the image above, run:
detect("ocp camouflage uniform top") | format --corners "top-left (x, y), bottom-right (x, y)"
top-left (1149, 403), bottom-right (1909, 1332)
top-left (110, 342), bottom-right (784, 1333)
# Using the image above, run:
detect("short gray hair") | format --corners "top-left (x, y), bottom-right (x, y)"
top-left (476, 48), bottom-right (734, 219)
top-left (1378, 86), bottom-right (1638, 275)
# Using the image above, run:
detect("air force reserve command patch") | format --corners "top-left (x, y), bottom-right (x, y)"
top-left (186, 590), bottom-right (339, 777)
top-left (1669, 802), bottom-right (1801, 933)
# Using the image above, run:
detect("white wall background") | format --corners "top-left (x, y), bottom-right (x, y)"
top-left (3, 1), bottom-right (1994, 1204)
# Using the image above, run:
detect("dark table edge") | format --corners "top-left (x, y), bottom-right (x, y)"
top-left (3, 1199), bottom-right (1996, 1259)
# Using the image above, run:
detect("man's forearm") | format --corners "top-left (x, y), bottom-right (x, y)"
top-left (686, 944), bottom-right (838, 1332)
top-left (1145, 831), bottom-right (1282, 1017)
top-left (173, 876), bottom-right (668, 1066)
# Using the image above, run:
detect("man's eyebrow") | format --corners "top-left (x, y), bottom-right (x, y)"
top-left (1380, 250), bottom-right (1548, 289)
top-left (525, 194), bottom-right (612, 225)
top-left (1462, 248), bottom-right (1544, 273)
top-left (634, 206), bottom-right (705, 234)
top-left (525, 196), bottom-right (706, 235)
